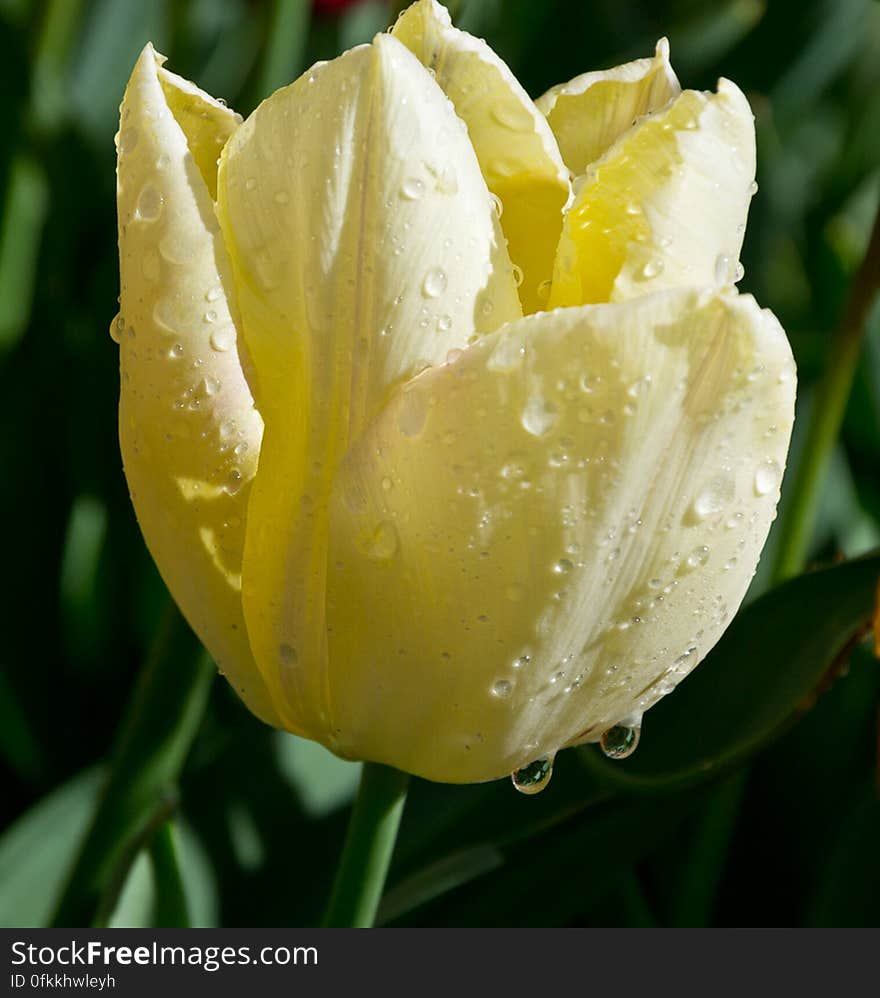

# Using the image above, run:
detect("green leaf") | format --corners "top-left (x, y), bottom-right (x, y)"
top-left (0, 155), bottom-right (49, 353)
top-left (580, 553), bottom-right (880, 792)
top-left (805, 782), bottom-right (880, 926)
top-left (0, 767), bottom-right (103, 927)
top-left (51, 604), bottom-right (214, 926)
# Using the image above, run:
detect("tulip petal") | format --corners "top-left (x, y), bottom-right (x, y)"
top-left (536, 39), bottom-right (681, 176)
top-left (116, 46), bottom-right (278, 726)
top-left (326, 288), bottom-right (796, 783)
top-left (549, 80), bottom-right (756, 308)
top-left (216, 34), bottom-right (521, 741)
top-left (392, 0), bottom-right (570, 314)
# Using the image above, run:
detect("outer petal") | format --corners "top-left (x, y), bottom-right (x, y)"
top-left (216, 34), bottom-right (520, 741)
top-left (326, 288), bottom-right (796, 783)
top-left (536, 39), bottom-right (681, 176)
top-left (115, 47), bottom-right (277, 724)
top-left (392, 0), bottom-right (570, 314)
top-left (549, 80), bottom-right (756, 308)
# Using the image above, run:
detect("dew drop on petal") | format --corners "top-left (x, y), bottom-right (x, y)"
top-left (692, 476), bottom-right (735, 520)
top-left (210, 327), bottom-right (235, 352)
top-left (109, 313), bottom-right (125, 343)
top-left (135, 183), bottom-right (163, 221)
top-left (422, 267), bottom-right (447, 298)
top-left (492, 679), bottom-right (512, 699)
top-left (511, 755), bottom-right (554, 795)
top-left (521, 396), bottom-right (558, 437)
top-left (401, 177), bottom-right (425, 200)
top-left (600, 724), bottom-right (641, 760)
top-left (754, 458), bottom-right (782, 496)
top-left (279, 643), bottom-right (298, 667)
top-left (360, 520), bottom-right (399, 562)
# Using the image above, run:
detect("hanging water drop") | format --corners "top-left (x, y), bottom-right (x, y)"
top-left (511, 755), bottom-right (554, 795)
top-left (109, 313), bottom-right (125, 343)
top-left (600, 724), bottom-right (641, 760)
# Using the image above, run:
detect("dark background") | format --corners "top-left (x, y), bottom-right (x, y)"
top-left (1, 0), bottom-right (878, 927)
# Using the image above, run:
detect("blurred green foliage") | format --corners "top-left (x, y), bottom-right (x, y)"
top-left (1, 0), bottom-right (878, 927)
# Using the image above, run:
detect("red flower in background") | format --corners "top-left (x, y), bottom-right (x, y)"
top-left (314, 0), bottom-right (363, 14)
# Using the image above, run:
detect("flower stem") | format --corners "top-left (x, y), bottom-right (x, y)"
top-left (323, 762), bottom-right (410, 927)
top-left (772, 202), bottom-right (880, 582)
top-left (150, 822), bottom-right (191, 927)
top-left (51, 603), bottom-right (213, 927)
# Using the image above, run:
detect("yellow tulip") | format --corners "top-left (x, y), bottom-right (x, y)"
top-left (112, 0), bottom-right (795, 785)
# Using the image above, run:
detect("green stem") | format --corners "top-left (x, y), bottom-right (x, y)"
top-left (323, 762), bottom-right (410, 927)
top-left (257, 0), bottom-right (310, 100)
top-left (150, 822), bottom-right (191, 927)
top-left (51, 603), bottom-right (214, 927)
top-left (772, 203), bottom-right (880, 582)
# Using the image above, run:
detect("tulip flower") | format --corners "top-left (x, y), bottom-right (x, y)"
top-left (112, 0), bottom-right (795, 787)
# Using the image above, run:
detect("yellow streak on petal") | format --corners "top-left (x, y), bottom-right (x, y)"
top-left (550, 80), bottom-right (756, 308)
top-left (393, 0), bottom-right (570, 314)
top-left (536, 39), bottom-right (681, 175)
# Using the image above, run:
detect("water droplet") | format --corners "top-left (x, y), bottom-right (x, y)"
top-left (360, 520), bottom-right (399, 561)
top-left (169, 342), bottom-right (184, 358)
top-left (748, 180), bottom-right (759, 196)
top-left (422, 267), bottom-right (447, 298)
top-left (511, 756), bottom-right (554, 795)
top-left (434, 164), bottom-right (458, 195)
top-left (492, 679), bottom-right (512, 699)
top-left (205, 286), bottom-right (223, 303)
top-left (202, 376), bottom-right (221, 396)
top-left (714, 253), bottom-right (736, 285)
top-left (401, 177), bottom-right (425, 200)
top-left (521, 396), bottom-right (558, 437)
top-left (141, 249), bottom-right (160, 281)
top-left (489, 192), bottom-right (503, 218)
top-left (692, 476), bottom-right (735, 519)
top-left (203, 309), bottom-right (218, 323)
top-left (553, 558), bottom-right (573, 575)
top-left (600, 724), bottom-right (641, 759)
top-left (512, 654), bottom-right (531, 669)
top-left (398, 390), bottom-right (427, 437)
top-left (118, 127), bottom-right (138, 154)
top-left (224, 469), bottom-right (243, 495)
top-left (436, 314), bottom-right (452, 332)
top-left (109, 313), bottom-right (125, 343)
top-left (233, 442), bottom-right (249, 456)
top-left (135, 183), bottom-right (163, 221)
top-left (639, 258), bottom-right (664, 280)
top-left (511, 264), bottom-right (524, 287)
top-left (536, 279), bottom-right (552, 303)
top-left (210, 327), bottom-right (235, 352)
top-left (686, 545), bottom-right (710, 569)
top-left (754, 458), bottom-right (781, 496)
top-left (279, 643), bottom-right (298, 666)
